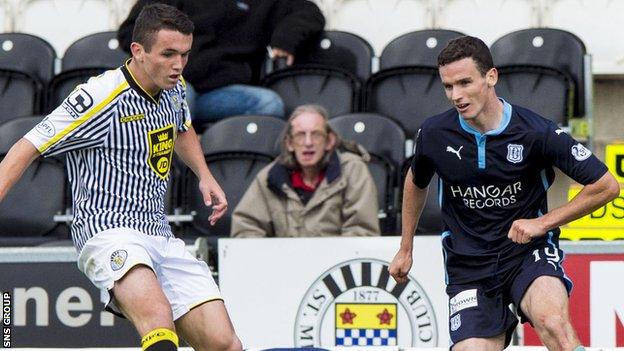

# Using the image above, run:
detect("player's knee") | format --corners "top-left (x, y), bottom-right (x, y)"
top-left (133, 304), bottom-right (175, 333)
top-left (211, 332), bottom-right (242, 351)
top-left (141, 328), bottom-right (178, 351)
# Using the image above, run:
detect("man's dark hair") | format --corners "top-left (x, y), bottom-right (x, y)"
top-left (132, 3), bottom-right (194, 52)
top-left (437, 36), bottom-right (494, 76)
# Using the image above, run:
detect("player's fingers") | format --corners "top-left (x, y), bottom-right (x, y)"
top-left (522, 232), bottom-right (532, 244)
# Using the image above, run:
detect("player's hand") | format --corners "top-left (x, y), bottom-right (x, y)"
top-left (388, 249), bottom-right (413, 284)
top-left (199, 179), bottom-right (228, 226)
top-left (507, 218), bottom-right (547, 244)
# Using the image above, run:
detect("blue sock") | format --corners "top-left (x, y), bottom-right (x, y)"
top-left (573, 346), bottom-right (586, 351)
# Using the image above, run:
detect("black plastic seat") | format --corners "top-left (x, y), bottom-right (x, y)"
top-left (0, 72), bottom-right (40, 123)
top-left (0, 117), bottom-right (68, 245)
top-left (262, 66), bottom-right (360, 117)
top-left (294, 30), bottom-right (374, 82)
top-left (365, 66), bottom-right (449, 138)
top-left (380, 29), bottom-right (465, 69)
top-left (180, 116), bottom-right (286, 240)
top-left (328, 113), bottom-right (405, 234)
top-left (399, 157), bottom-right (443, 235)
top-left (0, 33), bottom-right (56, 117)
top-left (416, 174), bottom-right (443, 234)
top-left (496, 65), bottom-right (574, 125)
top-left (491, 28), bottom-right (586, 118)
top-left (48, 31), bottom-right (127, 111)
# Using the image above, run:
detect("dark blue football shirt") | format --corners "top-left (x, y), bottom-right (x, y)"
top-left (411, 99), bottom-right (608, 284)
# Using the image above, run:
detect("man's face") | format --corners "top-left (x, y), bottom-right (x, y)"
top-left (136, 29), bottom-right (192, 92)
top-left (286, 112), bottom-right (336, 169)
top-left (439, 57), bottom-right (497, 121)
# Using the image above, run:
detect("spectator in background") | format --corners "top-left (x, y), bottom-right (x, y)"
top-left (118, 0), bottom-right (325, 129)
top-left (231, 104), bottom-right (380, 237)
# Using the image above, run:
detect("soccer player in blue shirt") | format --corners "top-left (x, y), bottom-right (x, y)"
top-left (389, 36), bottom-right (619, 351)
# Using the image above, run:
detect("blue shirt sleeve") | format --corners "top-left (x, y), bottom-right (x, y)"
top-left (543, 122), bottom-right (608, 185)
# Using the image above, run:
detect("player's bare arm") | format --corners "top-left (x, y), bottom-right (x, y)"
top-left (0, 138), bottom-right (40, 202)
top-left (508, 171), bottom-right (620, 244)
top-left (174, 126), bottom-right (228, 225)
top-left (389, 169), bottom-right (428, 284)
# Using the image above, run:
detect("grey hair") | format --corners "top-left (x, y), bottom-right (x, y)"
top-left (277, 104), bottom-right (359, 170)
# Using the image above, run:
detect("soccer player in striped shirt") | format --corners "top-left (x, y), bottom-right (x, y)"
top-left (389, 36), bottom-right (619, 351)
top-left (0, 4), bottom-right (242, 351)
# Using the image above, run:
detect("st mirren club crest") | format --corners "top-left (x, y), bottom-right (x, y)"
top-left (294, 258), bottom-right (438, 347)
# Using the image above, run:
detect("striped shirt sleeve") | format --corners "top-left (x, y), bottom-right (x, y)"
top-left (25, 72), bottom-right (128, 157)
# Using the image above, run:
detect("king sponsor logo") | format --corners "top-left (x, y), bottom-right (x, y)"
top-left (147, 125), bottom-right (175, 179)
top-left (294, 258), bottom-right (438, 347)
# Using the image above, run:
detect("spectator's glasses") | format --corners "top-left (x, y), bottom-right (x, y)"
top-left (290, 130), bottom-right (327, 144)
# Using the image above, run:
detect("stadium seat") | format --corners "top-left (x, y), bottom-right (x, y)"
top-left (262, 66), bottom-right (360, 117)
top-left (491, 28), bottom-right (587, 118)
top-left (47, 31), bottom-right (127, 111)
top-left (0, 116), bottom-right (68, 246)
top-left (363, 30), bottom-right (467, 138)
top-left (399, 158), bottom-right (443, 235)
top-left (0, 33), bottom-right (56, 117)
top-left (496, 65), bottom-right (574, 126)
top-left (417, 174), bottom-right (443, 234)
top-left (328, 113), bottom-right (405, 234)
top-left (364, 66), bottom-right (450, 138)
top-left (180, 116), bottom-right (286, 241)
top-left (293, 30), bottom-right (374, 83)
top-left (379, 29), bottom-right (465, 69)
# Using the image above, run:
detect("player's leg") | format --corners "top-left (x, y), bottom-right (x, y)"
top-left (78, 229), bottom-right (179, 351)
top-left (175, 300), bottom-right (242, 351)
top-left (113, 265), bottom-right (178, 350)
top-left (452, 332), bottom-right (506, 351)
top-left (520, 275), bottom-right (581, 351)
top-left (158, 237), bottom-right (241, 351)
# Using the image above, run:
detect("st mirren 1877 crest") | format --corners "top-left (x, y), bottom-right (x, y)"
top-left (294, 258), bottom-right (438, 347)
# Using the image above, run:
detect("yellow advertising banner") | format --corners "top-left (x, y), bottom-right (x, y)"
top-left (606, 143), bottom-right (624, 184)
top-left (561, 143), bottom-right (624, 240)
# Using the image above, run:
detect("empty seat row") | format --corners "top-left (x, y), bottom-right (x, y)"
top-left (262, 28), bottom-right (587, 137)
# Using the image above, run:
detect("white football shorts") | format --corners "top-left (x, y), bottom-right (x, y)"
top-left (77, 227), bottom-right (222, 320)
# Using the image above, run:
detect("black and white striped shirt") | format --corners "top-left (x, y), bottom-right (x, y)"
top-left (25, 62), bottom-right (191, 252)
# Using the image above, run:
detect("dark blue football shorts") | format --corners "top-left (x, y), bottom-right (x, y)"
top-left (445, 241), bottom-right (572, 349)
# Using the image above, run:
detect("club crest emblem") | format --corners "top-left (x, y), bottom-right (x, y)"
top-left (506, 144), bottom-right (524, 163)
top-left (571, 143), bottom-right (591, 161)
top-left (294, 258), bottom-right (438, 347)
top-left (110, 250), bottom-right (128, 271)
top-left (450, 313), bottom-right (461, 331)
